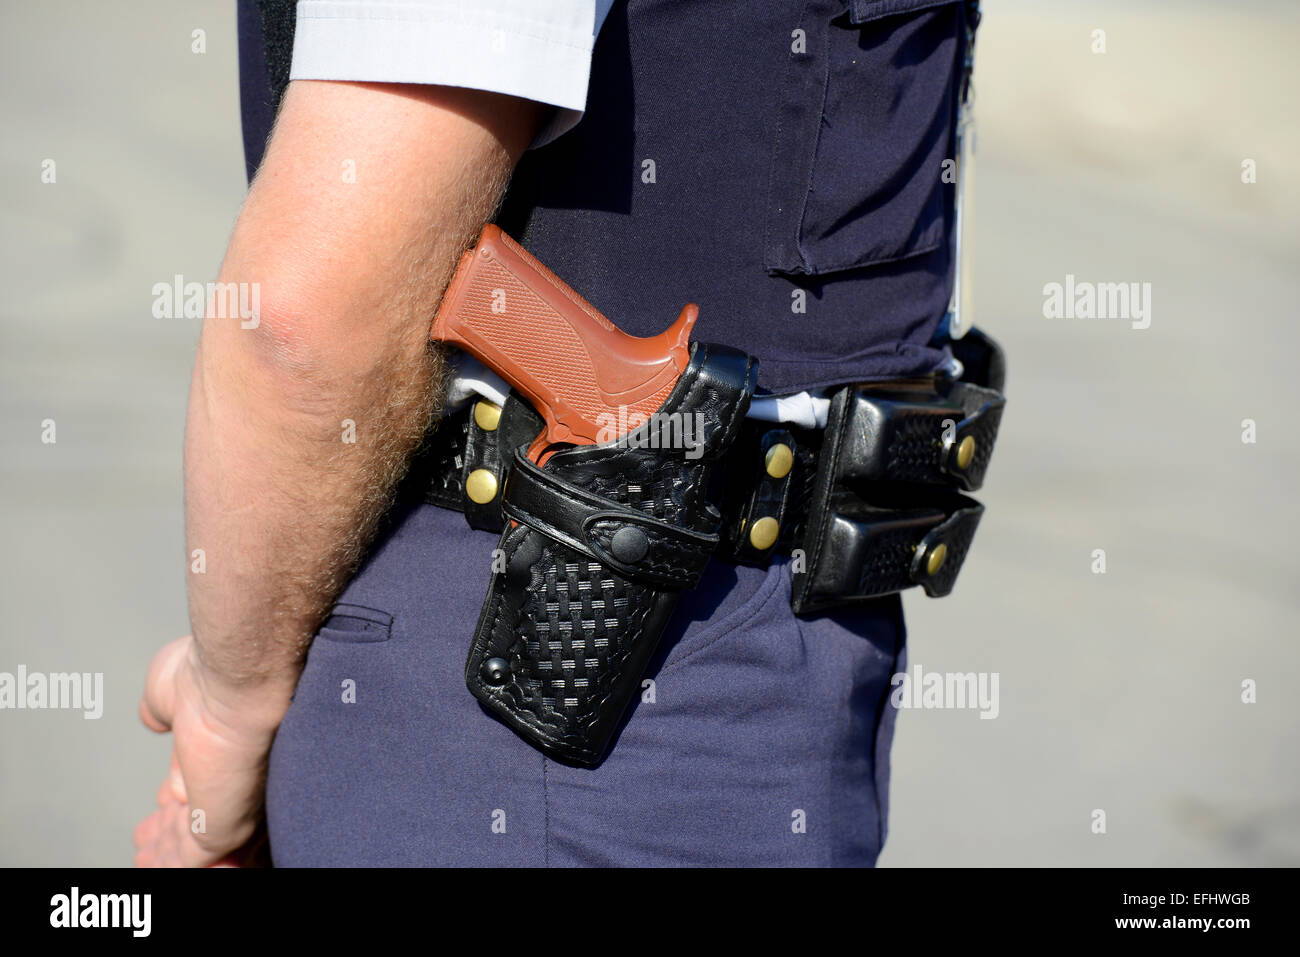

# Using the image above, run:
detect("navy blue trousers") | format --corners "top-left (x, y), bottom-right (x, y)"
top-left (267, 500), bottom-right (906, 866)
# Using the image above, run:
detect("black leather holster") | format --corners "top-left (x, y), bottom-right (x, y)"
top-left (462, 342), bottom-right (758, 766)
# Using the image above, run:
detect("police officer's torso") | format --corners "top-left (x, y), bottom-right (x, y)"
top-left (498, 0), bottom-right (971, 395)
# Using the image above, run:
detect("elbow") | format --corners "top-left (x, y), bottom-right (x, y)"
top-left (197, 270), bottom-right (437, 427)
top-left (204, 273), bottom-right (388, 398)
top-left (241, 289), bottom-right (338, 384)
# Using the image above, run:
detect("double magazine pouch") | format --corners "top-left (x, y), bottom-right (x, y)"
top-left (790, 341), bottom-right (1006, 614)
top-left (464, 342), bottom-right (759, 767)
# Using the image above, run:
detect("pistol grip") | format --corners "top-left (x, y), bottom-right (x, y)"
top-left (431, 226), bottom-right (695, 459)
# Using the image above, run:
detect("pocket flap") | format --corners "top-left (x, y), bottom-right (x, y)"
top-left (848, 0), bottom-right (961, 25)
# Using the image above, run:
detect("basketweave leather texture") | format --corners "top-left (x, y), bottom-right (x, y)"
top-left (464, 342), bottom-right (758, 767)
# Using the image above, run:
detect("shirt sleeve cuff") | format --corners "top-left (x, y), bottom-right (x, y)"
top-left (289, 1), bottom-right (596, 147)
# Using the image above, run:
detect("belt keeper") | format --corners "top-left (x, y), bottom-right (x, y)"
top-left (459, 393), bottom-right (542, 532)
top-left (728, 428), bottom-right (801, 565)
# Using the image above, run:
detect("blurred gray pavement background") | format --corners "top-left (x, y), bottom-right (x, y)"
top-left (1, 0), bottom-right (1297, 866)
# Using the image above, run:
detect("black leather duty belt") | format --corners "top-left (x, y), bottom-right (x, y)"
top-left (402, 329), bottom-right (1006, 615)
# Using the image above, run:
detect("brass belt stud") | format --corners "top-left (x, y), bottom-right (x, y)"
top-left (764, 442), bottom-right (794, 479)
top-left (474, 400), bottom-right (503, 431)
top-left (466, 468), bottom-right (499, 504)
top-left (749, 516), bottom-right (779, 550)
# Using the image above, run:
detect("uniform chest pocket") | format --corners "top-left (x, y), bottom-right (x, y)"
top-left (764, 0), bottom-right (966, 277)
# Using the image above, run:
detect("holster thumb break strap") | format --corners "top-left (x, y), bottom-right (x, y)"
top-left (503, 455), bottom-right (719, 590)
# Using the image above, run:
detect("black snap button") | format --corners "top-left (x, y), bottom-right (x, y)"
top-left (609, 525), bottom-right (650, 564)
top-left (481, 657), bottom-right (510, 686)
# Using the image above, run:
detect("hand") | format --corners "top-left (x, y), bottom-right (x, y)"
top-left (134, 636), bottom-right (291, 867)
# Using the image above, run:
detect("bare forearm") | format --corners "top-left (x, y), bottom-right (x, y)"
top-left (184, 80), bottom-right (540, 697)
top-left (183, 294), bottom-right (438, 689)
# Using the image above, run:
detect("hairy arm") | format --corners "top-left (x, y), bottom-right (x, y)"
top-left (135, 79), bottom-right (541, 866)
